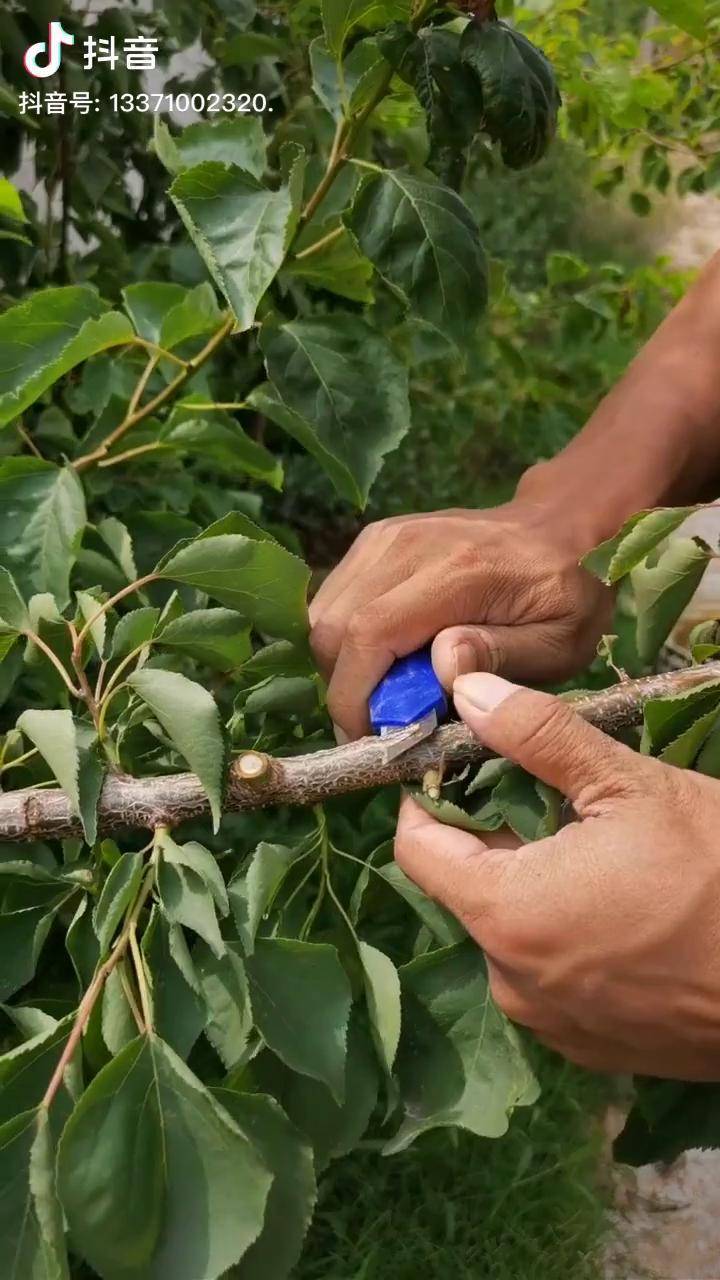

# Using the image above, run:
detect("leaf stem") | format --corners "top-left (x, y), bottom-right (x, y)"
top-left (73, 314), bottom-right (235, 472)
top-left (73, 576), bottom-right (158, 661)
top-left (24, 630), bottom-right (82, 699)
top-left (97, 441), bottom-right (165, 469)
top-left (40, 857), bottom-right (156, 1110)
top-left (294, 225), bottom-right (345, 261)
top-left (128, 337), bottom-right (189, 368)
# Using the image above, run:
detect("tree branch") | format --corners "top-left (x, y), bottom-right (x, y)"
top-left (2, 663), bottom-right (719, 841)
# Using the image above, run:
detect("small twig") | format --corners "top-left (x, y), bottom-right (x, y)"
top-left (294, 225), bottom-right (345, 261)
top-left (98, 442), bottom-right (165, 469)
top-left (16, 422), bottom-right (43, 459)
top-left (126, 352), bottom-right (159, 419)
top-left (25, 631), bottom-right (82, 699)
top-left (73, 315), bottom-right (235, 472)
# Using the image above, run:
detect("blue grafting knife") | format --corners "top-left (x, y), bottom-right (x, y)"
top-left (369, 648), bottom-right (448, 763)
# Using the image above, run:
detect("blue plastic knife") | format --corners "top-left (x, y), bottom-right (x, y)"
top-left (369, 648), bottom-right (448, 762)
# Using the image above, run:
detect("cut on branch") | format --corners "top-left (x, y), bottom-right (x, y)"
top-left (1, 663), bottom-right (718, 841)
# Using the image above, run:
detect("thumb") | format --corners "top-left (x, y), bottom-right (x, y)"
top-left (453, 673), bottom-right (643, 811)
top-left (431, 622), bottom-right (582, 687)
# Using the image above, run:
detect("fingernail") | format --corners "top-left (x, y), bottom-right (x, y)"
top-left (453, 673), bottom-right (520, 713)
top-left (333, 722), bottom-right (349, 745)
top-left (452, 641), bottom-right (477, 678)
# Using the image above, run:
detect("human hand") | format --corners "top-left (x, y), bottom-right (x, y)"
top-left (395, 672), bottom-right (720, 1080)
top-left (309, 505), bottom-right (613, 739)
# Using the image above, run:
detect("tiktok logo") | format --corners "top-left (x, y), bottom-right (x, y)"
top-left (23, 20), bottom-right (75, 78)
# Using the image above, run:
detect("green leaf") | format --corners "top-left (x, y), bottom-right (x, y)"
top-left (347, 170), bottom-right (487, 346)
top-left (158, 862), bottom-right (225, 958)
top-left (321, 0), bottom-right (410, 58)
top-left (169, 162), bottom-right (294, 332)
top-left (141, 912), bottom-right (205, 1059)
top-left (0, 567), bottom-right (29, 632)
top-left (244, 676), bottom-right (318, 716)
top-left (76, 590), bottom-right (106, 659)
top-left (582, 506), bottom-right (700, 584)
top-left (16, 710), bottom-right (79, 814)
top-left (460, 20), bottom-right (561, 169)
top-left (240, 641), bottom-right (314, 683)
top-left (0, 460), bottom-right (86, 607)
top-left (0, 1015), bottom-right (79, 1128)
top-left (229, 842), bottom-right (305, 954)
top-left (615, 1078), bottom-right (720, 1167)
top-left (154, 115), bottom-right (267, 182)
top-left (253, 1010), bottom-right (378, 1171)
top-left (632, 537), bottom-right (711, 663)
top-left (66, 897), bottom-right (100, 992)
top-left (155, 608), bottom-right (251, 671)
top-left (0, 287), bottom-right (134, 427)
top-left (195, 942), bottom-right (252, 1070)
top-left (159, 532), bottom-right (310, 641)
top-left (245, 939), bottom-right (352, 1102)
top-left (56, 1036), bottom-right (272, 1280)
top-left (652, 0), bottom-right (705, 39)
top-left (286, 227), bottom-right (374, 303)
top-left (253, 316), bottom-right (410, 507)
top-left (110, 607), bottom-right (159, 659)
top-left (358, 941), bottom-right (401, 1074)
top-left (162, 411), bottom-right (282, 490)
top-left (546, 250), bottom-right (590, 286)
top-left (93, 851), bottom-right (144, 954)
top-left (216, 1091), bottom-right (316, 1280)
top-left (157, 832), bottom-right (228, 917)
top-left (310, 37), bottom-right (388, 120)
top-left (122, 282), bottom-right (221, 351)
top-left (0, 177), bottom-right (26, 223)
top-left (378, 862), bottom-right (466, 945)
top-left (386, 942), bottom-right (538, 1153)
top-left (127, 668), bottom-right (225, 830)
top-left (641, 679), bottom-right (720, 756)
top-left (221, 31), bottom-right (290, 65)
top-left (101, 967), bottom-right (138, 1056)
top-left (492, 767), bottom-right (562, 842)
top-left (0, 1108), bottom-right (70, 1280)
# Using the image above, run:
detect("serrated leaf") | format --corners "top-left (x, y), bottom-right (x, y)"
top-left (56, 1036), bottom-right (272, 1280)
top-left (321, 0), bottom-right (410, 58)
top-left (195, 942), bottom-right (252, 1069)
top-left (93, 851), bottom-right (144, 954)
top-left (162, 411), bottom-right (282, 490)
top-left (122, 281), bottom-right (222, 351)
top-left (492, 767), bottom-right (562, 842)
top-left (615, 1077), bottom-right (720, 1167)
top-left (221, 30), bottom-right (290, 65)
top-left (358, 941), bottom-right (401, 1075)
top-left (159, 533), bottom-right (310, 641)
top-left (641, 679), bottom-right (720, 756)
top-left (244, 676), bottom-right (318, 716)
top-left (253, 316), bottom-right (410, 508)
top-left (240, 640), bottom-right (314, 683)
top-left (0, 1108), bottom-right (70, 1280)
top-left (66, 896), bottom-right (100, 992)
top-left (632, 537), bottom-right (711, 663)
top-left (127, 668), bottom-right (225, 830)
top-left (155, 608), bottom-right (251, 671)
top-left (77, 745), bottom-right (104, 846)
top-left (245, 939), bottom-right (352, 1103)
top-left (411, 788), bottom-right (504, 833)
top-left (348, 169), bottom-right (487, 346)
top-left (461, 20), bottom-right (561, 170)
top-left (110, 607), bottom-right (159, 659)
top-left (582, 506), bottom-right (700, 584)
top-left (0, 460), bottom-right (86, 607)
top-left (0, 287), bottom-right (134, 427)
top-left (169, 162), bottom-right (294, 332)
top-left (76, 590), bottom-right (106, 659)
top-left (386, 942), bottom-right (538, 1152)
top-left (154, 115), bottom-right (267, 182)
top-left (217, 1091), bottom-right (316, 1280)
top-left (229, 842), bottom-right (307, 955)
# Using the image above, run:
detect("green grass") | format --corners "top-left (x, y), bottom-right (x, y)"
top-left (296, 1049), bottom-right (612, 1280)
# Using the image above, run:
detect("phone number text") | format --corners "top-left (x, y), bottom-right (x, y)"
top-left (19, 91), bottom-right (272, 116)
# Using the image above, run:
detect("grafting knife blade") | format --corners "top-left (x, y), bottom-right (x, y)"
top-left (378, 710), bottom-right (438, 764)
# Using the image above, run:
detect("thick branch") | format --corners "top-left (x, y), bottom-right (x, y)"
top-left (2, 664), bottom-right (719, 841)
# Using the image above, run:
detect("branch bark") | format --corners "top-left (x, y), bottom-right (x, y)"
top-left (2, 663), bottom-right (719, 841)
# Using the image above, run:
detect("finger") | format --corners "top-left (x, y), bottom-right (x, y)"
top-left (394, 795), bottom-right (515, 928)
top-left (453, 674), bottom-right (645, 812)
top-left (432, 621), bottom-right (585, 690)
top-left (309, 526), bottom-right (392, 629)
top-left (327, 561), bottom-right (495, 738)
top-left (311, 546), bottom-right (423, 682)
